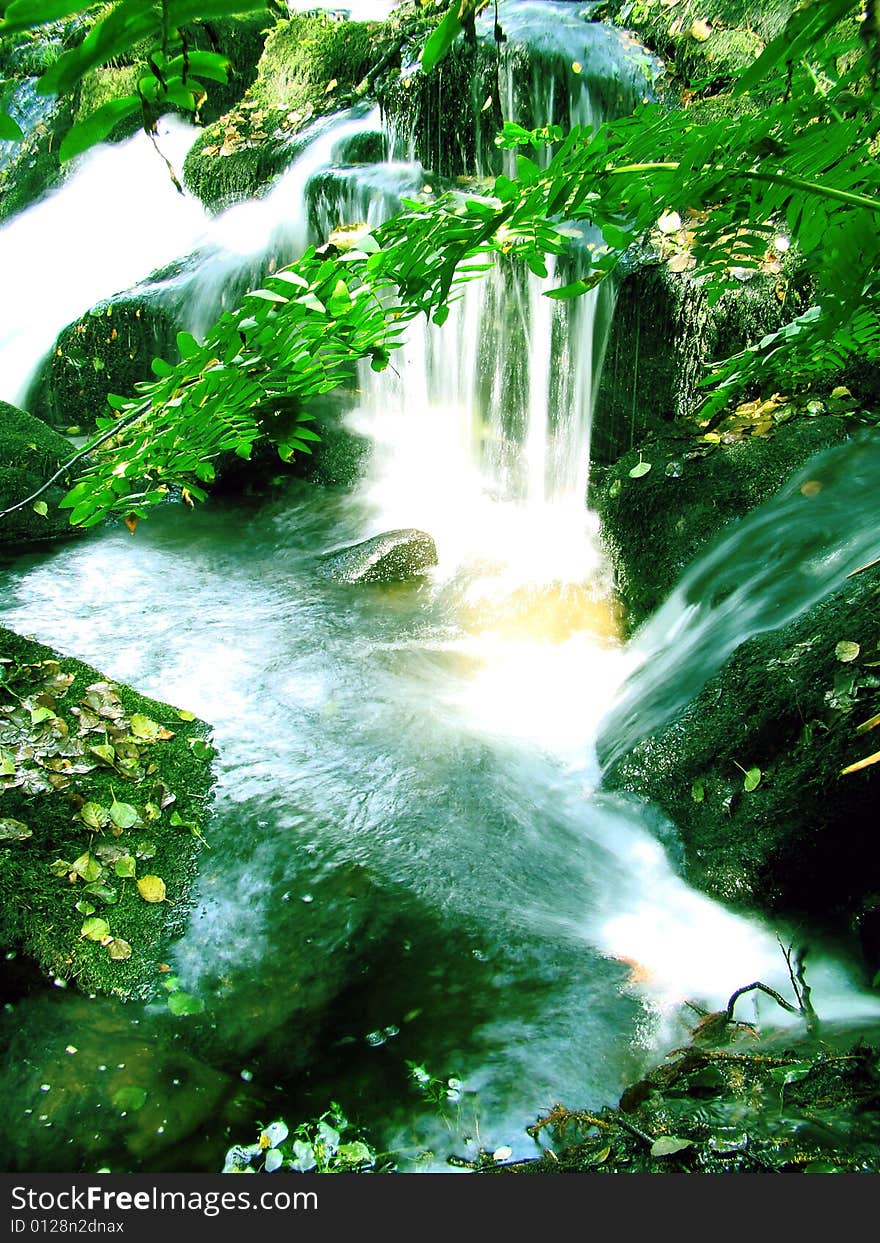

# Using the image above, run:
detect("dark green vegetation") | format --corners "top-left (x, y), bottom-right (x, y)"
top-left (502, 1035), bottom-right (880, 1174)
top-left (606, 565), bottom-right (880, 934)
top-left (0, 626), bottom-right (213, 999)
top-left (27, 293), bottom-right (178, 432)
top-left (0, 399), bottom-right (86, 543)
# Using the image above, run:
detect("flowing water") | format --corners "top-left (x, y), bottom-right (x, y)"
top-left (1, 3), bottom-right (878, 1175)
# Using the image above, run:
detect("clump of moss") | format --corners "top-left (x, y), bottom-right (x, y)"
top-left (594, 414), bottom-right (853, 631)
top-left (0, 401), bottom-right (85, 545)
top-left (183, 10), bottom-right (423, 211)
top-left (26, 293), bottom-right (179, 432)
top-left (0, 626), bottom-right (215, 1000)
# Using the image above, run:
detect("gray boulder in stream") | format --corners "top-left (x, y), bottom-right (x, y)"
top-left (320, 529), bottom-right (438, 585)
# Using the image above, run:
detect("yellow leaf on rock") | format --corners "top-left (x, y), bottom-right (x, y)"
top-left (137, 875), bottom-right (166, 904)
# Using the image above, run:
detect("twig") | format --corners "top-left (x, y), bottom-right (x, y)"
top-left (0, 403), bottom-right (148, 524)
top-left (725, 981), bottom-right (799, 1022)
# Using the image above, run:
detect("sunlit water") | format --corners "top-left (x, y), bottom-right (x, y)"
top-left (1, 2), bottom-right (878, 1176)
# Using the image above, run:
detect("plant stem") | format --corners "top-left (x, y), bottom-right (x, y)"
top-left (606, 162), bottom-right (880, 214)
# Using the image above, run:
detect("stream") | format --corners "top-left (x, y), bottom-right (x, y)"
top-left (1, 0), bottom-right (879, 1175)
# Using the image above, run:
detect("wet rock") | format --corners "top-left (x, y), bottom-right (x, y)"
top-left (0, 400), bottom-right (83, 544)
top-left (603, 565), bottom-right (880, 943)
top-left (0, 626), bottom-right (214, 1000)
top-left (26, 291), bottom-right (178, 431)
top-left (320, 528), bottom-right (438, 584)
top-left (594, 417), bottom-right (852, 632)
top-left (592, 258), bottom-right (812, 466)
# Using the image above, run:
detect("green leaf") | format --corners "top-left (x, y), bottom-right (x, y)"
top-left (75, 901), bottom-right (95, 916)
top-left (743, 767), bottom-right (762, 792)
top-left (59, 96), bottom-right (141, 163)
top-left (89, 743), bottom-right (116, 766)
top-left (82, 881), bottom-right (118, 904)
top-left (650, 1136), bottom-right (692, 1157)
top-left (80, 916), bottom-right (111, 942)
top-left (167, 991), bottom-right (205, 1016)
top-left (770, 1063), bottom-right (813, 1088)
top-left (691, 780), bottom-right (704, 803)
top-left (81, 802), bottom-right (109, 830)
top-left (32, 500), bottom-right (49, 518)
top-left (0, 109), bottom-right (23, 140)
top-left (176, 331), bottom-right (201, 359)
top-left (628, 461), bottom-right (652, 479)
top-left (110, 798), bottom-right (138, 830)
top-left (420, 4), bottom-right (464, 75)
top-left (73, 853), bottom-right (102, 883)
top-left (0, 1), bottom-right (87, 35)
top-left (835, 640), bottom-right (860, 663)
top-left (113, 855), bottom-right (137, 879)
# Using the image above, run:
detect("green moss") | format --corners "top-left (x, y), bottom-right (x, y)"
top-left (593, 258), bottom-right (812, 467)
top-left (605, 566), bottom-right (880, 947)
top-left (595, 416), bottom-right (853, 631)
top-left (0, 401), bottom-right (84, 545)
top-left (0, 626), bottom-right (214, 1001)
top-left (26, 294), bottom-right (178, 432)
top-left (184, 13), bottom-right (405, 210)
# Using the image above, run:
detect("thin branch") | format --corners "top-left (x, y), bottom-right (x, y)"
top-left (725, 981), bottom-right (799, 1023)
top-left (0, 403), bottom-right (149, 524)
top-left (605, 162), bottom-right (880, 214)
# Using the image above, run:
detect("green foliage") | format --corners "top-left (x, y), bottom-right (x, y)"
top-left (0, 0), bottom-right (274, 158)
top-left (2, 0), bottom-right (878, 531)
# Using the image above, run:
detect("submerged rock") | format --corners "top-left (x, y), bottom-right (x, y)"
top-left (0, 400), bottom-right (83, 544)
top-left (320, 528), bottom-right (438, 584)
top-left (0, 626), bottom-right (214, 1000)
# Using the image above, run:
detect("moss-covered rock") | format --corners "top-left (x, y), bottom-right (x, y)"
top-left (26, 292), bottom-right (179, 432)
top-left (0, 400), bottom-right (86, 544)
top-left (592, 257), bottom-right (812, 465)
top-left (594, 415), bottom-right (853, 631)
top-left (183, 13), bottom-right (386, 211)
top-left (600, 0), bottom-right (798, 97)
top-left (604, 565), bottom-right (880, 946)
top-left (0, 626), bottom-right (214, 1001)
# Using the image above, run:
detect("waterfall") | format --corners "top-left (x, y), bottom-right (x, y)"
top-left (599, 434), bottom-right (880, 765)
top-left (0, 117), bottom-right (206, 407)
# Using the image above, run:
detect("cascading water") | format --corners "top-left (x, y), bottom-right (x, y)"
top-left (1, 3), bottom-right (878, 1175)
top-left (599, 434), bottom-right (880, 767)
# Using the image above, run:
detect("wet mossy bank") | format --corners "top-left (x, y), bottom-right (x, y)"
top-left (0, 625), bottom-right (214, 1000)
top-left (498, 1032), bottom-right (880, 1174)
top-left (603, 564), bottom-right (880, 947)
